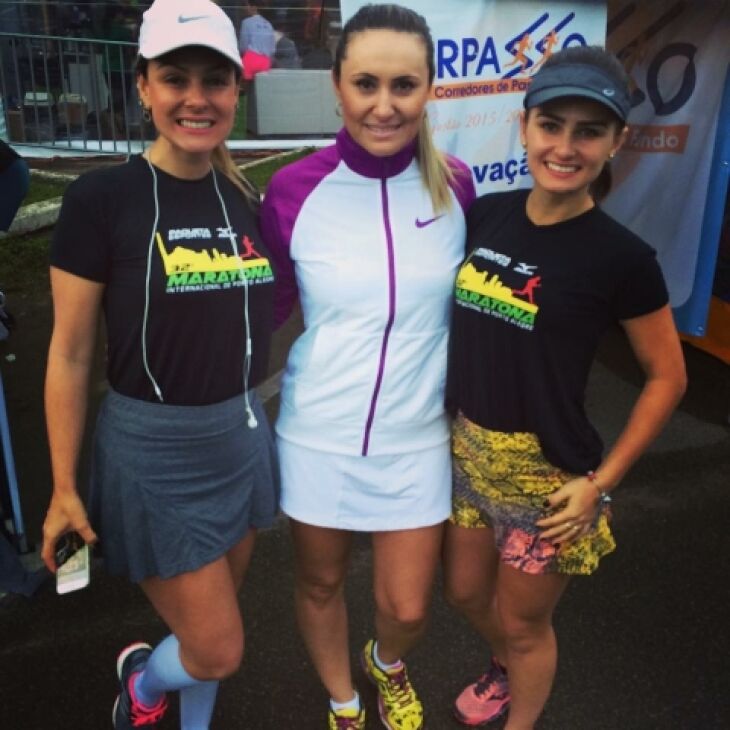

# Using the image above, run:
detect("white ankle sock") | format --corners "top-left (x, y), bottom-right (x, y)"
top-left (330, 691), bottom-right (360, 713)
top-left (374, 641), bottom-right (402, 671)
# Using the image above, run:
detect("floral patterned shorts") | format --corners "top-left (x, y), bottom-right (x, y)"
top-left (450, 412), bottom-right (615, 576)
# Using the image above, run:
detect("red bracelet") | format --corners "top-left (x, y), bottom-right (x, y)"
top-left (587, 471), bottom-right (612, 505)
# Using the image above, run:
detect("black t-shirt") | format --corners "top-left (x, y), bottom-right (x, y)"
top-left (446, 189), bottom-right (668, 473)
top-left (51, 156), bottom-right (274, 405)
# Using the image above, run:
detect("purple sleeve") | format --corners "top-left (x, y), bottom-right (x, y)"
top-left (260, 146), bottom-right (341, 329)
top-left (260, 172), bottom-right (299, 329)
top-left (446, 155), bottom-right (476, 215)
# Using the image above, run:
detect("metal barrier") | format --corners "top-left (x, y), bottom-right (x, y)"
top-left (0, 31), bottom-right (146, 154)
top-left (0, 3), bottom-right (343, 154)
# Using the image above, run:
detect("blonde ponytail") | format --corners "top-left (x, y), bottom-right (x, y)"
top-left (417, 114), bottom-right (455, 214)
top-left (211, 143), bottom-right (259, 206)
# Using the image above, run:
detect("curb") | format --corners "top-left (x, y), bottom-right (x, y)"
top-left (30, 169), bottom-right (78, 183)
top-left (1, 197), bottom-right (63, 239)
top-left (0, 169), bottom-right (75, 240)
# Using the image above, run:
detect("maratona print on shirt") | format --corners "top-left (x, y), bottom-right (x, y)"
top-left (455, 246), bottom-right (541, 331)
top-left (158, 226), bottom-right (273, 294)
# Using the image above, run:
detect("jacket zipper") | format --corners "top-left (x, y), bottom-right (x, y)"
top-left (361, 176), bottom-right (396, 456)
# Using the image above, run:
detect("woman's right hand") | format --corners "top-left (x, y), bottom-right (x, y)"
top-left (41, 491), bottom-right (98, 572)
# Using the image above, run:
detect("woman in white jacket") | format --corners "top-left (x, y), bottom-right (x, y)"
top-left (261, 5), bottom-right (474, 729)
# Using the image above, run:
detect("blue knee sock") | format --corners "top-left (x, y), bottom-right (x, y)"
top-left (132, 635), bottom-right (196, 695)
top-left (134, 635), bottom-right (221, 728)
top-left (180, 679), bottom-right (219, 730)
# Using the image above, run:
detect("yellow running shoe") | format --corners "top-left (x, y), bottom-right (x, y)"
top-left (360, 639), bottom-right (424, 730)
top-left (327, 706), bottom-right (366, 729)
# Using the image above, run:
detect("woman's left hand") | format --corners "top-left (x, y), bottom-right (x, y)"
top-left (535, 477), bottom-right (600, 545)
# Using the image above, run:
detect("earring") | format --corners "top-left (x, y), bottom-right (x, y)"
top-left (138, 99), bottom-right (151, 122)
top-left (609, 151), bottom-right (616, 159)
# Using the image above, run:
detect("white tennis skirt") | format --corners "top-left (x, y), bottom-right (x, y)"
top-left (277, 437), bottom-right (451, 531)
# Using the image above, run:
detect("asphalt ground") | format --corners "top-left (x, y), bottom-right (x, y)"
top-left (0, 312), bottom-right (729, 729)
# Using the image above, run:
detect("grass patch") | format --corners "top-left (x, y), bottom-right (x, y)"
top-left (244, 148), bottom-right (314, 191)
top-left (231, 94), bottom-right (247, 140)
top-left (24, 177), bottom-right (67, 206)
top-left (0, 231), bottom-right (51, 293)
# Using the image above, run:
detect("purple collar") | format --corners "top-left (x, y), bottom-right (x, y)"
top-left (336, 127), bottom-right (417, 179)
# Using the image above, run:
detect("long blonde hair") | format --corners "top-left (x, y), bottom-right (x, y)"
top-left (212, 144), bottom-right (259, 205)
top-left (417, 115), bottom-right (456, 213)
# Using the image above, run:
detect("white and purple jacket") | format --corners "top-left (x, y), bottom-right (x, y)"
top-left (261, 129), bottom-right (475, 456)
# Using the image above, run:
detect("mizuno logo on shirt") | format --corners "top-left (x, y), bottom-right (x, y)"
top-left (415, 215), bottom-right (444, 228)
top-left (178, 14), bottom-right (208, 23)
top-left (513, 262), bottom-right (538, 275)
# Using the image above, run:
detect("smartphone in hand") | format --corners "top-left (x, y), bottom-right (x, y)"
top-left (55, 532), bottom-right (90, 594)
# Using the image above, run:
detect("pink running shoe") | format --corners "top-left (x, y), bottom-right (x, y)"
top-left (453, 658), bottom-right (509, 726)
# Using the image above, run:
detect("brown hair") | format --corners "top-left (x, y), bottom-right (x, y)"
top-left (534, 45), bottom-right (629, 202)
top-left (136, 53), bottom-right (258, 204)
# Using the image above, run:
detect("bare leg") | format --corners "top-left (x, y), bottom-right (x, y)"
top-left (442, 522), bottom-right (507, 665)
top-left (140, 531), bottom-right (257, 681)
top-left (133, 533), bottom-right (257, 729)
top-left (497, 565), bottom-right (570, 730)
top-left (290, 519), bottom-right (355, 703)
top-left (372, 523), bottom-right (443, 663)
top-left (227, 528), bottom-right (257, 591)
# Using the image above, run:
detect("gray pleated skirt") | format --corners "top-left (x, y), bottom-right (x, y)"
top-left (88, 389), bottom-right (280, 583)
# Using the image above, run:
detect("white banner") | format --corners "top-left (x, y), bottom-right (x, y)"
top-left (340, 0), bottom-right (607, 193)
top-left (603, 0), bottom-right (730, 308)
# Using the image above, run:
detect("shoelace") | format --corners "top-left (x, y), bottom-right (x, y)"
top-left (384, 667), bottom-right (417, 710)
top-left (474, 669), bottom-right (501, 698)
top-left (130, 697), bottom-right (167, 727)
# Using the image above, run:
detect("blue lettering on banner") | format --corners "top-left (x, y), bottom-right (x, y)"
top-left (646, 43), bottom-right (697, 115)
top-left (462, 38), bottom-right (480, 76)
top-left (438, 37), bottom-right (501, 78)
top-left (472, 155), bottom-right (530, 186)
